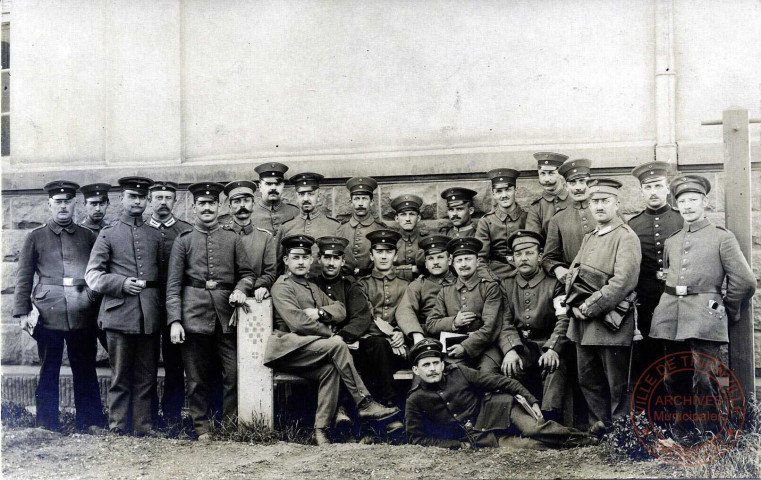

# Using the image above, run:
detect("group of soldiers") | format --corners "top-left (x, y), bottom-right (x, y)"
top-left (12, 153), bottom-right (757, 449)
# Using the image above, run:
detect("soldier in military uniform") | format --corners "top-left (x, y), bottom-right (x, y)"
top-left (498, 230), bottom-right (570, 421)
top-left (166, 182), bottom-right (256, 441)
top-left (439, 187), bottom-right (477, 239)
top-left (542, 158), bottom-right (597, 282)
top-left (223, 180), bottom-right (277, 301)
top-left (651, 175), bottom-right (756, 441)
top-left (426, 237), bottom-right (503, 374)
top-left (252, 162), bottom-right (299, 235)
top-left (626, 162), bottom-right (683, 384)
top-left (406, 339), bottom-right (593, 449)
top-left (263, 234), bottom-right (400, 445)
top-left (336, 177), bottom-right (387, 277)
top-left (79, 183), bottom-right (111, 232)
top-left (86, 177), bottom-right (164, 435)
top-left (13, 180), bottom-right (105, 432)
top-left (565, 178), bottom-right (641, 435)
top-left (79, 183), bottom-right (112, 352)
top-left (525, 152), bottom-right (571, 236)
top-left (355, 230), bottom-right (410, 431)
top-left (144, 180), bottom-right (193, 425)
top-left (476, 169), bottom-right (527, 280)
top-left (390, 194), bottom-right (428, 282)
top-left (395, 235), bottom-right (455, 345)
top-left (276, 173), bottom-right (341, 275)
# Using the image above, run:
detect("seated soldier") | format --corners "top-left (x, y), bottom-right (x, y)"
top-left (355, 230), bottom-right (410, 428)
top-left (498, 230), bottom-right (570, 422)
top-left (426, 237), bottom-right (503, 373)
top-left (395, 235), bottom-right (455, 345)
top-left (405, 339), bottom-right (594, 449)
top-left (263, 234), bottom-right (399, 445)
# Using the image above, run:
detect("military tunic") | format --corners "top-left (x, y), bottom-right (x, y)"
top-left (310, 273), bottom-right (372, 342)
top-left (357, 270), bottom-right (410, 335)
top-left (438, 222), bottom-right (476, 239)
top-left (525, 188), bottom-right (572, 236)
top-left (336, 214), bottom-right (387, 276)
top-left (13, 220), bottom-right (104, 430)
top-left (650, 217), bottom-right (756, 343)
top-left (395, 273), bottom-right (455, 338)
top-left (276, 210), bottom-right (340, 273)
top-left (565, 217), bottom-right (641, 425)
top-left (80, 217), bottom-right (108, 233)
top-left (226, 221), bottom-right (277, 291)
top-left (405, 363), bottom-right (538, 449)
top-left (250, 198), bottom-right (299, 236)
top-left (542, 200), bottom-right (596, 276)
top-left (165, 221), bottom-right (255, 334)
top-left (498, 270), bottom-right (569, 411)
top-left (426, 275), bottom-right (503, 371)
top-left (475, 203), bottom-right (527, 280)
top-left (393, 226), bottom-right (429, 282)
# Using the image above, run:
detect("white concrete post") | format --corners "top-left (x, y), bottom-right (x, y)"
top-left (237, 298), bottom-right (275, 429)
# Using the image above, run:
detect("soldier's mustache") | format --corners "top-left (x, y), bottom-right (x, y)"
top-left (201, 210), bottom-right (214, 214)
top-left (236, 207), bottom-right (251, 214)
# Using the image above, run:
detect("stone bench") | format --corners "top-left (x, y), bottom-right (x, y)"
top-left (237, 298), bottom-right (414, 429)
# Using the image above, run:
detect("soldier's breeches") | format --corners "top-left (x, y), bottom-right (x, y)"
top-left (106, 331), bottom-right (159, 434)
top-left (576, 345), bottom-right (630, 425)
top-left (353, 336), bottom-right (408, 405)
top-left (516, 340), bottom-right (568, 413)
top-left (152, 327), bottom-right (186, 422)
top-left (300, 336), bottom-right (371, 405)
top-left (507, 407), bottom-right (590, 447)
top-left (35, 325), bottom-right (105, 430)
top-left (181, 329), bottom-right (237, 435)
top-left (663, 339), bottom-right (723, 435)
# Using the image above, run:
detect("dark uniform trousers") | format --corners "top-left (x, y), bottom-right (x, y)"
top-left (181, 320), bottom-right (237, 435)
top-left (35, 325), bottom-right (104, 430)
top-left (576, 344), bottom-right (630, 425)
top-left (510, 339), bottom-right (568, 414)
top-left (351, 336), bottom-right (408, 406)
top-left (106, 330), bottom-right (160, 433)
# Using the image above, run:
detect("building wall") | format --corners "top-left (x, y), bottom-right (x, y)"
top-left (2, 0), bottom-right (761, 365)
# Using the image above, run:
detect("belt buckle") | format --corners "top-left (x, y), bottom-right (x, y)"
top-left (522, 330), bottom-right (530, 339)
top-left (205, 280), bottom-right (218, 290)
top-left (62, 277), bottom-right (74, 286)
top-left (675, 285), bottom-right (687, 296)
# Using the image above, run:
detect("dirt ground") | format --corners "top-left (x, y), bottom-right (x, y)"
top-left (1, 427), bottom-right (686, 480)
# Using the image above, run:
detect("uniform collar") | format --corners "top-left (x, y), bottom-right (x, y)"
top-left (516, 268), bottom-right (546, 288)
top-left (542, 187), bottom-right (569, 202)
top-left (193, 219), bottom-right (220, 233)
top-left (148, 215), bottom-right (177, 228)
top-left (573, 199), bottom-right (590, 210)
top-left (300, 209), bottom-right (323, 220)
top-left (428, 272), bottom-right (456, 285)
top-left (400, 226), bottom-right (421, 242)
top-left (687, 217), bottom-right (711, 232)
top-left (350, 214), bottom-right (376, 227)
top-left (119, 213), bottom-right (144, 226)
top-left (645, 204), bottom-right (672, 216)
top-left (257, 198), bottom-right (284, 211)
top-left (455, 274), bottom-right (481, 291)
top-left (371, 269), bottom-right (397, 281)
top-left (286, 272), bottom-right (310, 286)
top-left (451, 222), bottom-right (474, 234)
top-left (419, 372), bottom-right (448, 390)
top-left (228, 220), bottom-right (253, 235)
top-left (80, 217), bottom-right (104, 230)
top-left (492, 202), bottom-right (522, 222)
top-left (319, 273), bottom-right (345, 285)
top-left (48, 219), bottom-right (77, 235)
top-left (593, 216), bottom-right (624, 236)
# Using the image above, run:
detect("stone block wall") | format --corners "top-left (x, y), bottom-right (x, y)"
top-left (2, 168), bottom-right (761, 369)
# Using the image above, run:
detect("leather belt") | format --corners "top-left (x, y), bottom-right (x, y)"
top-left (183, 277), bottom-right (234, 291)
top-left (664, 285), bottom-right (722, 296)
top-left (135, 280), bottom-right (159, 288)
top-left (38, 277), bottom-right (87, 286)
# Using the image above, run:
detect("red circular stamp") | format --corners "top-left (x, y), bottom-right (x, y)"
top-left (630, 351), bottom-right (746, 466)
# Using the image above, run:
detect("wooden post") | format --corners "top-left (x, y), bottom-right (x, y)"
top-left (722, 107), bottom-right (755, 401)
top-left (237, 298), bottom-right (275, 429)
